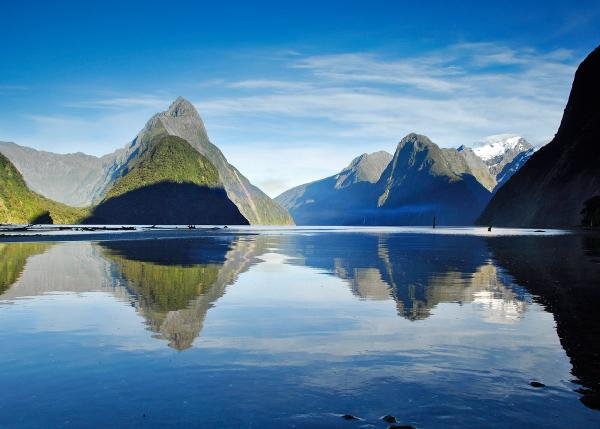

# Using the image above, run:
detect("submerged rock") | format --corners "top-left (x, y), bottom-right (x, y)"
top-left (381, 415), bottom-right (397, 423)
top-left (341, 414), bottom-right (359, 420)
top-left (530, 381), bottom-right (546, 388)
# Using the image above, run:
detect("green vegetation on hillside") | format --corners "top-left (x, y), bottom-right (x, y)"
top-left (104, 135), bottom-right (221, 201)
top-left (0, 153), bottom-right (87, 224)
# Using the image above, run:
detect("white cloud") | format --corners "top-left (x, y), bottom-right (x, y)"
top-left (227, 79), bottom-right (312, 91)
top-left (66, 94), bottom-right (170, 109)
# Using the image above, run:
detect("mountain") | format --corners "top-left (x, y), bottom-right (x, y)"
top-left (0, 97), bottom-right (293, 225)
top-left (277, 134), bottom-right (493, 226)
top-left (85, 135), bottom-right (248, 225)
top-left (0, 142), bottom-right (113, 207)
top-left (376, 133), bottom-right (491, 225)
top-left (275, 151), bottom-right (392, 225)
top-left (457, 134), bottom-right (535, 192)
top-left (113, 97), bottom-right (292, 224)
top-left (0, 153), bottom-right (86, 224)
top-left (477, 46), bottom-right (600, 228)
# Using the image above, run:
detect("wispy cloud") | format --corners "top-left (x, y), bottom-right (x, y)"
top-left (195, 43), bottom-right (578, 195)
top-left (227, 79), bottom-right (312, 91)
top-left (66, 94), bottom-right (170, 109)
top-left (207, 42), bottom-right (576, 148)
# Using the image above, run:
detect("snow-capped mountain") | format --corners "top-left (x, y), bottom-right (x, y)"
top-left (472, 134), bottom-right (534, 176)
top-left (458, 134), bottom-right (535, 192)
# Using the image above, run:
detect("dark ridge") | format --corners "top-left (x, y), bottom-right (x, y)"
top-left (477, 45), bottom-right (600, 227)
top-left (84, 182), bottom-right (249, 225)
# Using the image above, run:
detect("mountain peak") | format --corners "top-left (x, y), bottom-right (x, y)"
top-left (396, 133), bottom-right (437, 153)
top-left (471, 135), bottom-right (532, 163)
top-left (165, 97), bottom-right (199, 118)
top-left (336, 151), bottom-right (392, 188)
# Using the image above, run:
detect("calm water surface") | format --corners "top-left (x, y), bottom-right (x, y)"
top-left (1, 229), bottom-right (599, 428)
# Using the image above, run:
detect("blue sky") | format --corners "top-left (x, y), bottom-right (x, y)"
top-left (1, 1), bottom-right (599, 196)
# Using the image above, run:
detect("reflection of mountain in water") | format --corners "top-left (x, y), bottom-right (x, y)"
top-left (0, 242), bottom-right (122, 299)
top-left (1, 231), bottom-right (599, 409)
top-left (99, 237), bottom-right (264, 350)
top-left (0, 243), bottom-right (50, 294)
top-left (487, 234), bottom-right (600, 410)
top-left (277, 233), bottom-right (528, 321)
top-left (0, 237), bottom-right (265, 351)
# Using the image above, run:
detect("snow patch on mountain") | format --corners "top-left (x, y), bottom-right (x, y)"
top-left (472, 134), bottom-right (529, 162)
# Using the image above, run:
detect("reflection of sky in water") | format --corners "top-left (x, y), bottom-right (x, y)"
top-left (0, 232), bottom-right (599, 428)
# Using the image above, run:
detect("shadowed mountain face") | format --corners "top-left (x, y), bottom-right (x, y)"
top-left (275, 151), bottom-right (392, 225)
top-left (86, 183), bottom-right (248, 225)
top-left (0, 153), bottom-right (86, 224)
top-left (478, 46), bottom-right (600, 227)
top-left (376, 134), bottom-right (491, 225)
top-left (84, 135), bottom-right (248, 225)
top-left (277, 134), bottom-right (492, 226)
top-left (0, 97), bottom-right (292, 225)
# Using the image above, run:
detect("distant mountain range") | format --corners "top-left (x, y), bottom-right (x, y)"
top-left (0, 97), bottom-right (293, 225)
top-left (0, 153), bottom-right (85, 224)
top-left (276, 133), bottom-right (535, 225)
top-left (478, 45), bottom-right (600, 228)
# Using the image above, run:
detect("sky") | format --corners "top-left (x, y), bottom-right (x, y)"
top-left (1, 1), bottom-right (599, 197)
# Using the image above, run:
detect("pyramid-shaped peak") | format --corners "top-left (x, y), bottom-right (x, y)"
top-left (400, 133), bottom-right (433, 145)
top-left (395, 133), bottom-right (436, 153)
top-left (165, 97), bottom-right (199, 118)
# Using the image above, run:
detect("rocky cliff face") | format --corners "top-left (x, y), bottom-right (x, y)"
top-left (477, 46), bottom-right (600, 227)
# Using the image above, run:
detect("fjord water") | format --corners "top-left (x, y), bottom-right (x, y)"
top-left (1, 230), bottom-right (599, 428)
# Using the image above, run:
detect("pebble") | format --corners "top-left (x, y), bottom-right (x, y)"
top-left (341, 414), bottom-right (359, 420)
top-left (381, 415), bottom-right (397, 423)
